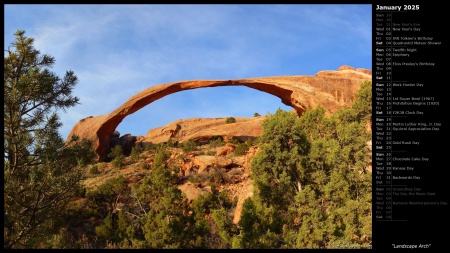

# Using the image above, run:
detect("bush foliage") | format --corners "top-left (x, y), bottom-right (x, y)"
top-left (225, 117), bottom-right (236, 124)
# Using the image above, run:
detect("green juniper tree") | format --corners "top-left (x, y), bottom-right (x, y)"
top-left (284, 81), bottom-right (372, 249)
top-left (130, 145), bottom-right (142, 162)
top-left (108, 145), bottom-right (125, 168)
top-left (4, 30), bottom-right (95, 249)
top-left (238, 81), bottom-right (372, 249)
top-left (251, 109), bottom-right (310, 211)
top-left (235, 109), bottom-right (310, 248)
top-left (133, 148), bottom-right (204, 248)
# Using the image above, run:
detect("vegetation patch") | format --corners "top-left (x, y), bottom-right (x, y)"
top-left (225, 117), bottom-right (236, 124)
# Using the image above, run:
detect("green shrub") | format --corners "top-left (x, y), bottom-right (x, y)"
top-left (144, 143), bottom-right (166, 151)
top-left (108, 145), bottom-right (125, 168)
top-left (89, 165), bottom-right (100, 174)
top-left (181, 139), bottom-right (197, 152)
top-left (188, 169), bottom-right (227, 186)
top-left (234, 143), bottom-right (250, 156)
top-left (74, 184), bottom-right (87, 198)
top-left (166, 139), bottom-right (178, 148)
top-left (188, 172), bottom-right (210, 184)
top-left (177, 153), bottom-right (187, 161)
top-left (111, 158), bottom-right (124, 169)
top-left (108, 145), bottom-right (123, 159)
top-left (141, 162), bottom-right (150, 170)
top-left (229, 138), bottom-right (240, 145)
top-left (130, 145), bottom-right (142, 161)
top-left (210, 168), bottom-right (225, 185)
top-left (254, 112), bottom-right (261, 117)
top-left (225, 117), bottom-right (236, 124)
top-left (97, 162), bottom-right (107, 169)
top-left (209, 137), bottom-right (226, 148)
top-left (144, 144), bottom-right (153, 151)
top-left (206, 150), bottom-right (216, 156)
top-left (245, 138), bottom-right (258, 146)
top-left (228, 168), bottom-right (243, 176)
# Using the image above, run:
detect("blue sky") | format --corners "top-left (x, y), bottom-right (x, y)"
top-left (4, 4), bottom-right (372, 139)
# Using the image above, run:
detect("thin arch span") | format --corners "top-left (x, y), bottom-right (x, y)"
top-left (67, 66), bottom-right (371, 161)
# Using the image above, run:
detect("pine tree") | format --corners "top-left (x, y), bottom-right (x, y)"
top-left (237, 109), bottom-right (310, 248)
top-left (135, 149), bottom-right (197, 248)
top-left (240, 81), bottom-right (372, 249)
top-left (284, 81), bottom-right (372, 248)
top-left (108, 145), bottom-right (125, 168)
top-left (250, 108), bottom-right (310, 212)
top-left (4, 30), bottom-right (95, 249)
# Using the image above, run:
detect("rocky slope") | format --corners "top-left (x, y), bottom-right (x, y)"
top-left (82, 132), bottom-right (260, 224)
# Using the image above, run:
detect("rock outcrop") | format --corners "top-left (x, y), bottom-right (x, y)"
top-left (67, 65), bottom-right (371, 161)
top-left (140, 116), bottom-right (265, 146)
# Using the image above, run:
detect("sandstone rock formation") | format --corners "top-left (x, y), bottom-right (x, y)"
top-left (139, 116), bottom-right (265, 146)
top-left (67, 65), bottom-right (371, 161)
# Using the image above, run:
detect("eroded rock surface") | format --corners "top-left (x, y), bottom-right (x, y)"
top-left (140, 116), bottom-right (265, 146)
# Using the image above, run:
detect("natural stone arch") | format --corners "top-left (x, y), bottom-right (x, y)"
top-left (67, 66), bottom-right (371, 161)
